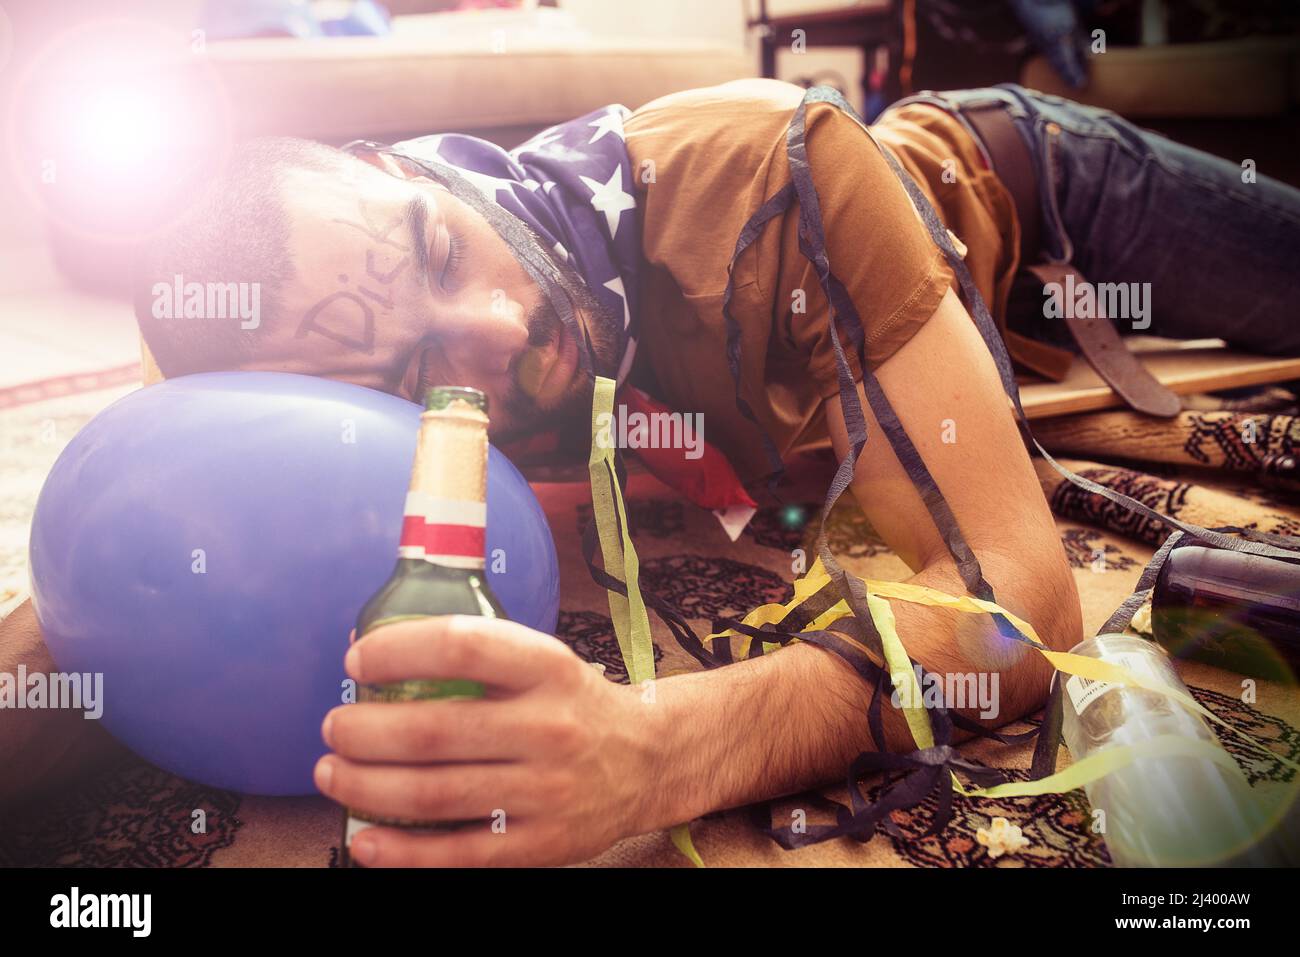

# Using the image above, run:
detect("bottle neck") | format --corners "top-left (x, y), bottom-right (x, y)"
top-left (398, 402), bottom-right (489, 569)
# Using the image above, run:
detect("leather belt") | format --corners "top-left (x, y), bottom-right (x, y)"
top-left (960, 103), bottom-right (1181, 418)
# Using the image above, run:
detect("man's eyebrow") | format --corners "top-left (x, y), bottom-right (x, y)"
top-left (404, 194), bottom-right (430, 284)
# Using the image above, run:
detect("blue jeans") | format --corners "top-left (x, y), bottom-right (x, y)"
top-left (888, 84), bottom-right (1300, 356)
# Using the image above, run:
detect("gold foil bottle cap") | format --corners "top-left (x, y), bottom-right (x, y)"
top-left (411, 386), bottom-right (489, 505)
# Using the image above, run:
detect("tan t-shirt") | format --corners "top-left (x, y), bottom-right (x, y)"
top-left (624, 79), bottom-right (1020, 484)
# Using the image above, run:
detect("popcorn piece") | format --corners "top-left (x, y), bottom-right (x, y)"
top-left (1128, 601), bottom-right (1154, 637)
top-left (976, 816), bottom-right (1030, 859)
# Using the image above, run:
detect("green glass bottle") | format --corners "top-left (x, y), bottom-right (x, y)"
top-left (340, 386), bottom-right (507, 867)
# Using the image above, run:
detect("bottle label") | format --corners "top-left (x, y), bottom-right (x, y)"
top-left (1065, 651), bottom-right (1158, 715)
top-left (344, 810), bottom-right (446, 843)
top-left (344, 814), bottom-right (374, 846)
top-left (398, 492), bottom-right (486, 568)
top-left (344, 811), bottom-right (472, 848)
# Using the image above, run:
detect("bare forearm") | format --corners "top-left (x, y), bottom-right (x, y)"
top-left (635, 639), bottom-right (874, 830)
top-left (639, 553), bottom-right (1079, 830)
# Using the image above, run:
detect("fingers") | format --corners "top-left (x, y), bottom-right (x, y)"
top-left (315, 756), bottom-right (544, 823)
top-left (323, 699), bottom-right (537, 763)
top-left (347, 820), bottom-right (566, 868)
top-left (346, 615), bottom-right (571, 692)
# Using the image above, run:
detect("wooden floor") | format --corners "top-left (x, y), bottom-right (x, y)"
top-left (1019, 337), bottom-right (1300, 419)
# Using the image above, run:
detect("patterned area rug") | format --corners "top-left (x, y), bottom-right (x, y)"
top-left (1, 380), bottom-right (1298, 867)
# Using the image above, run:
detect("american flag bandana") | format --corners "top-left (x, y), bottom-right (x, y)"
top-left (385, 105), bottom-right (641, 388)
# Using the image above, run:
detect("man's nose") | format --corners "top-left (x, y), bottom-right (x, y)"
top-left (431, 293), bottom-right (530, 357)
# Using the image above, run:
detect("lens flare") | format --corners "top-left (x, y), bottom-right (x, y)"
top-left (781, 504), bottom-right (807, 529)
top-left (6, 17), bottom-right (233, 246)
top-left (0, 6), bottom-right (13, 76)
top-left (74, 87), bottom-right (168, 174)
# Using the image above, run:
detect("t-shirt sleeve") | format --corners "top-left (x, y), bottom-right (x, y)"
top-left (767, 101), bottom-right (953, 398)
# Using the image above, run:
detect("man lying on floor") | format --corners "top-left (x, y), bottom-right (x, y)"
top-left (3, 79), bottom-right (1298, 866)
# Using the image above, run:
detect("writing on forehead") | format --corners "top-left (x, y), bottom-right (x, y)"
top-left (296, 198), bottom-right (415, 353)
top-left (332, 197), bottom-right (409, 250)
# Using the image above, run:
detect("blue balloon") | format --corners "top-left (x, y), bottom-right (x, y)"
top-left (29, 372), bottom-right (559, 795)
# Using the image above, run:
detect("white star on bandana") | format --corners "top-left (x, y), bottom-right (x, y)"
top-left (587, 109), bottom-right (625, 144)
top-left (603, 276), bottom-right (630, 329)
top-left (580, 167), bottom-right (635, 239)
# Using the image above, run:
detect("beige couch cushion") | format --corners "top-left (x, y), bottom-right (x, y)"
top-left (190, 17), bottom-right (753, 143)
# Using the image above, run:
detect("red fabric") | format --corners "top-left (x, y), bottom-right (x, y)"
top-left (617, 387), bottom-right (756, 510)
top-left (499, 387), bottom-right (756, 511)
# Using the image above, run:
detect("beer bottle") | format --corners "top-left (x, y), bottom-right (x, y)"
top-left (1152, 543), bottom-right (1300, 682)
top-left (340, 385), bottom-right (506, 867)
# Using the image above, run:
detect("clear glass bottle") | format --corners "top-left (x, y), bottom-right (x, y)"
top-left (1059, 633), bottom-right (1276, 866)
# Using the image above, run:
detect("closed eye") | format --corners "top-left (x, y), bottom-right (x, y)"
top-left (439, 231), bottom-right (466, 292)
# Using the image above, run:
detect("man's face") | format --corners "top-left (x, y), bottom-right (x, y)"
top-left (237, 154), bottom-right (618, 437)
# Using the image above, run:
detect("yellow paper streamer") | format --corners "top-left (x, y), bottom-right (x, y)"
top-left (711, 557), bottom-right (1299, 781)
top-left (870, 590), bottom-right (934, 751)
top-left (588, 377), bottom-right (702, 865)
top-left (961, 732), bottom-right (1248, 799)
top-left (670, 822), bottom-right (706, 867)
top-left (870, 573), bottom-right (1298, 773)
top-left (588, 377), bottom-right (655, 685)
